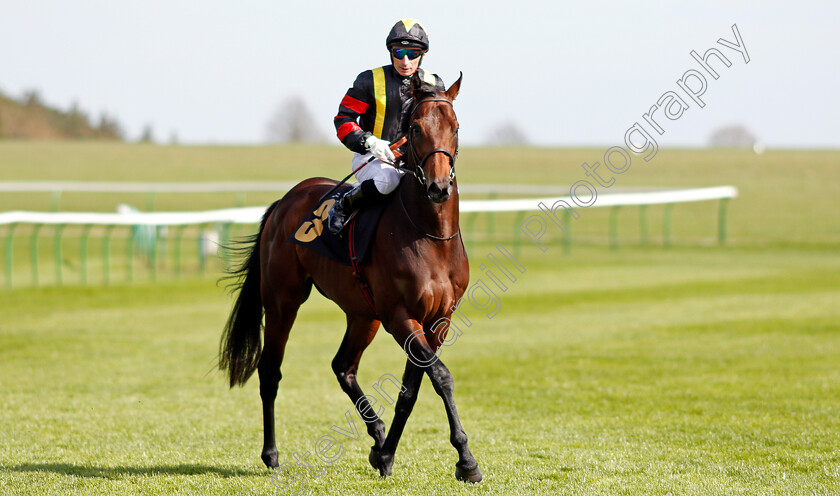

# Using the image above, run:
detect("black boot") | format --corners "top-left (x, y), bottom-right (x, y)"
top-left (327, 180), bottom-right (382, 234)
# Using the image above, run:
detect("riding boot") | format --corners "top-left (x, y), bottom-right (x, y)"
top-left (327, 180), bottom-right (384, 234)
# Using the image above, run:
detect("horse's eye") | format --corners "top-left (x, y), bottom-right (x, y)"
top-left (412, 125), bottom-right (421, 136)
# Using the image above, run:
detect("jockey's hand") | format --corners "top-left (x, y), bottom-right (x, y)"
top-left (365, 135), bottom-right (396, 162)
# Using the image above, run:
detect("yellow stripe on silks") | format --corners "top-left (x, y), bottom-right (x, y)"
top-left (401, 19), bottom-right (418, 32)
top-left (372, 67), bottom-right (386, 138)
top-left (422, 70), bottom-right (436, 87)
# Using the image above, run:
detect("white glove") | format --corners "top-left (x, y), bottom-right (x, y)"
top-left (365, 135), bottom-right (396, 162)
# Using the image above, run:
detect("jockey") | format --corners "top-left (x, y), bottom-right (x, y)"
top-left (327, 19), bottom-right (445, 234)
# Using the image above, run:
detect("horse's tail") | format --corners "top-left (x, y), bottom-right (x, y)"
top-left (218, 200), bottom-right (279, 388)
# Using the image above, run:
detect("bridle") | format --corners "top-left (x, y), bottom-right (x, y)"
top-left (405, 97), bottom-right (459, 189)
top-left (397, 95), bottom-right (461, 241)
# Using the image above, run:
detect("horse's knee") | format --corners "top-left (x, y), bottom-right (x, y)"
top-left (398, 386), bottom-right (418, 404)
top-left (334, 370), bottom-right (354, 393)
top-left (330, 357), bottom-right (342, 377)
top-left (394, 388), bottom-right (418, 417)
top-left (428, 362), bottom-right (455, 396)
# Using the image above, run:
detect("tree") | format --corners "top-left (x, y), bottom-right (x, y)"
top-left (23, 90), bottom-right (42, 107)
top-left (139, 124), bottom-right (155, 143)
top-left (708, 125), bottom-right (757, 148)
top-left (485, 121), bottom-right (529, 146)
top-left (97, 113), bottom-right (124, 140)
top-left (265, 96), bottom-right (325, 143)
top-left (65, 101), bottom-right (90, 136)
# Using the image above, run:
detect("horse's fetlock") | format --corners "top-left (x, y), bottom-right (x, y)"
top-left (451, 428), bottom-right (468, 449)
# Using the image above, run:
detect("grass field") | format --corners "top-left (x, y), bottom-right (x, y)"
top-left (1, 142), bottom-right (839, 495)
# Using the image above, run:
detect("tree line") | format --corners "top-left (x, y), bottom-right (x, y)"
top-left (0, 89), bottom-right (124, 141)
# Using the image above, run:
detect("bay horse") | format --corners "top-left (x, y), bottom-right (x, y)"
top-left (219, 71), bottom-right (481, 482)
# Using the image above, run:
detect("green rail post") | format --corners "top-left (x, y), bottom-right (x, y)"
top-left (562, 210), bottom-right (572, 255)
top-left (54, 224), bottom-right (66, 286)
top-left (486, 192), bottom-right (497, 240)
top-left (513, 211), bottom-right (525, 258)
top-left (663, 203), bottom-right (674, 248)
top-left (173, 225), bottom-right (187, 278)
top-left (126, 227), bottom-right (136, 283)
top-left (609, 206), bottom-right (621, 251)
top-left (30, 224), bottom-right (43, 286)
top-left (149, 226), bottom-right (160, 281)
top-left (80, 225), bottom-right (92, 285)
top-left (639, 204), bottom-right (649, 246)
top-left (51, 191), bottom-right (62, 212)
top-left (5, 223), bottom-right (18, 289)
top-left (718, 198), bottom-right (730, 245)
top-left (102, 225), bottom-right (115, 285)
top-left (221, 223), bottom-right (233, 271)
top-left (159, 225), bottom-right (167, 267)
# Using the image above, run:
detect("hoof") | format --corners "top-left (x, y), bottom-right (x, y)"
top-left (368, 446), bottom-right (380, 471)
top-left (374, 450), bottom-right (394, 478)
top-left (455, 462), bottom-right (482, 483)
top-left (261, 447), bottom-right (279, 469)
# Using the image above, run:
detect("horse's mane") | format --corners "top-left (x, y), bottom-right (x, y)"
top-left (414, 84), bottom-right (443, 103)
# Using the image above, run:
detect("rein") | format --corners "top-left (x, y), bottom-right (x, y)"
top-left (398, 185), bottom-right (461, 241)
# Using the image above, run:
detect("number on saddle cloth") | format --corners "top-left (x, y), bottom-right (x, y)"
top-left (286, 185), bottom-right (388, 266)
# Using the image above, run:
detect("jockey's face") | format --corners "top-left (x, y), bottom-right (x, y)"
top-left (390, 48), bottom-right (424, 77)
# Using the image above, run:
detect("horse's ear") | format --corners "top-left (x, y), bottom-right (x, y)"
top-left (445, 72), bottom-right (463, 101)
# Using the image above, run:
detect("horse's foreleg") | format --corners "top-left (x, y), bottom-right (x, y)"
top-left (425, 357), bottom-right (481, 482)
top-left (378, 321), bottom-right (481, 482)
top-left (376, 358), bottom-right (424, 477)
top-left (331, 317), bottom-right (386, 456)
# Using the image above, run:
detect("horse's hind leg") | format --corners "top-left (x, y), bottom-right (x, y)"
top-left (258, 280), bottom-right (311, 469)
top-left (331, 316), bottom-right (387, 465)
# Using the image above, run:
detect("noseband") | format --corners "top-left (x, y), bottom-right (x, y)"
top-left (406, 97), bottom-right (459, 188)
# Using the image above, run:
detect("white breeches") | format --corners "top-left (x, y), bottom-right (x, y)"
top-left (352, 152), bottom-right (404, 194)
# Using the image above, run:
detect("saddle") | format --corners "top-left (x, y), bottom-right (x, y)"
top-left (286, 184), bottom-right (389, 266)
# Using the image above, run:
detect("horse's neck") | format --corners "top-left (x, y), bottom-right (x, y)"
top-left (403, 180), bottom-right (460, 240)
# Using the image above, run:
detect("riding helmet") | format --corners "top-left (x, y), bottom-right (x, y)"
top-left (386, 19), bottom-right (429, 51)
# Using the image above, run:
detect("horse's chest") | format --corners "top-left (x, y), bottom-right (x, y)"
top-left (393, 268), bottom-right (462, 319)
top-left (394, 271), bottom-right (451, 297)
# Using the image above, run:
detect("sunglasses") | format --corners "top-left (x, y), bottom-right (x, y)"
top-left (391, 47), bottom-right (424, 60)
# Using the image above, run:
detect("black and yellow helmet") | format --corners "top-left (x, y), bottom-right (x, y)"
top-left (386, 19), bottom-right (429, 51)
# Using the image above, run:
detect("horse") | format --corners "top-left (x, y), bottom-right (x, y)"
top-left (218, 71), bottom-right (481, 483)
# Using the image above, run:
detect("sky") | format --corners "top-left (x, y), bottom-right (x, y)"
top-left (1, 0), bottom-right (837, 148)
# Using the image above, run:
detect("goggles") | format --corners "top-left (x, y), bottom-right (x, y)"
top-left (391, 47), bottom-right (424, 60)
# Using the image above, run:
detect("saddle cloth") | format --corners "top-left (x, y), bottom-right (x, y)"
top-left (286, 184), bottom-right (388, 266)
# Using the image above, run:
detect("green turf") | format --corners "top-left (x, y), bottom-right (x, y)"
top-left (1, 245), bottom-right (838, 495)
top-left (1, 143), bottom-right (839, 495)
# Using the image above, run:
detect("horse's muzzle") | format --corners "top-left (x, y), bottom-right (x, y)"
top-left (428, 180), bottom-right (453, 203)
